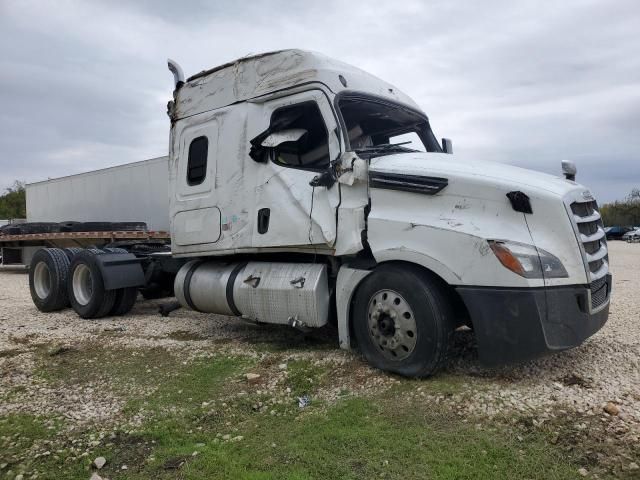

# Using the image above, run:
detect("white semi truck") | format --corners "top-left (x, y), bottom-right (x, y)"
top-left (27, 50), bottom-right (611, 377)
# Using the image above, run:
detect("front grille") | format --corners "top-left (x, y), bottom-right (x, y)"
top-left (570, 196), bottom-right (610, 308)
top-left (589, 258), bottom-right (604, 273)
top-left (577, 222), bottom-right (599, 236)
top-left (590, 276), bottom-right (608, 309)
top-left (571, 200), bottom-right (598, 217)
top-left (583, 240), bottom-right (600, 254)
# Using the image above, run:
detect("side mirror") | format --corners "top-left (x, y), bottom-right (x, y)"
top-left (261, 129), bottom-right (308, 148)
top-left (442, 138), bottom-right (453, 154)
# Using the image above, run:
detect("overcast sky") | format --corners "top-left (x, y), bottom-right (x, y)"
top-left (1, 0), bottom-right (638, 202)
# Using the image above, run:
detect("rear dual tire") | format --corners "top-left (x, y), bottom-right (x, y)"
top-left (29, 248), bottom-right (70, 312)
top-left (68, 250), bottom-right (117, 319)
top-left (67, 249), bottom-right (138, 318)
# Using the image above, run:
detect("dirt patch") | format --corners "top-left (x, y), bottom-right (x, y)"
top-left (163, 455), bottom-right (189, 470)
top-left (558, 373), bottom-right (593, 388)
top-left (0, 349), bottom-right (25, 358)
top-left (167, 330), bottom-right (207, 341)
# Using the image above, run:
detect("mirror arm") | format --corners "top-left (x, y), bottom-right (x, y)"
top-left (249, 126), bottom-right (275, 163)
top-left (309, 160), bottom-right (338, 189)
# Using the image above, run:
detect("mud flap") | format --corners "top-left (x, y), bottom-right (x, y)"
top-left (94, 253), bottom-right (146, 290)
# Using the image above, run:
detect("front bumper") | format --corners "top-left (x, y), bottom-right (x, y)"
top-left (456, 274), bottom-right (611, 365)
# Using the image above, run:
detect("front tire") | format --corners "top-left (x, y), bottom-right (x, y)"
top-left (352, 264), bottom-right (455, 378)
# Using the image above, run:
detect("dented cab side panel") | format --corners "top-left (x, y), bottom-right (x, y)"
top-left (170, 103), bottom-right (257, 256)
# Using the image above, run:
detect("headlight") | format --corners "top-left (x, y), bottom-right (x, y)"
top-left (488, 240), bottom-right (568, 279)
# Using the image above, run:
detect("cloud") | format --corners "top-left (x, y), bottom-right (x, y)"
top-left (0, 0), bottom-right (638, 202)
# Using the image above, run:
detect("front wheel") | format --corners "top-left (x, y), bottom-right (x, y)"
top-left (352, 264), bottom-right (455, 378)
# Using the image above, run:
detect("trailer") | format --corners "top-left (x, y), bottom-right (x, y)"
top-left (26, 156), bottom-right (169, 230)
top-left (0, 157), bottom-right (170, 265)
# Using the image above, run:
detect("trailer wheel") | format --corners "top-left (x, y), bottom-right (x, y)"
top-left (29, 248), bottom-right (71, 312)
top-left (68, 250), bottom-right (117, 319)
top-left (63, 247), bottom-right (84, 261)
top-left (351, 264), bottom-right (455, 378)
top-left (103, 248), bottom-right (138, 315)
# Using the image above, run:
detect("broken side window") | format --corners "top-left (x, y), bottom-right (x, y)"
top-left (250, 102), bottom-right (330, 171)
top-left (187, 136), bottom-right (208, 185)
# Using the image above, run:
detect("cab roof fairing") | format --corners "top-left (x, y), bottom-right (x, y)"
top-left (170, 49), bottom-right (421, 121)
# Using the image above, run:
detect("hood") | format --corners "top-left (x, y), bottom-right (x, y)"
top-left (369, 152), bottom-right (585, 198)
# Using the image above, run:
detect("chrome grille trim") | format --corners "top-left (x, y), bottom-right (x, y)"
top-left (585, 244), bottom-right (608, 263)
top-left (568, 195), bottom-right (609, 284)
top-left (573, 211), bottom-right (601, 223)
top-left (580, 228), bottom-right (605, 243)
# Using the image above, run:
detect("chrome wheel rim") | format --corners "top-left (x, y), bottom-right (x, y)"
top-left (72, 264), bottom-right (93, 306)
top-left (367, 289), bottom-right (417, 361)
top-left (33, 261), bottom-right (51, 299)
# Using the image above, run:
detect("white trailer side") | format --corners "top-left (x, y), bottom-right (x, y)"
top-left (26, 156), bottom-right (169, 231)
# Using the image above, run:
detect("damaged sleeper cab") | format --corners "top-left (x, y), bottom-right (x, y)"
top-left (164, 50), bottom-right (610, 377)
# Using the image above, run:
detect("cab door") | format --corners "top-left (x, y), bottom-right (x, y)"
top-left (170, 114), bottom-right (222, 248)
top-left (249, 90), bottom-right (341, 250)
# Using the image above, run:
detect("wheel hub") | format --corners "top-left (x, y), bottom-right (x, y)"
top-left (72, 263), bottom-right (93, 306)
top-left (367, 289), bottom-right (417, 361)
top-left (377, 312), bottom-right (396, 336)
top-left (33, 261), bottom-right (52, 299)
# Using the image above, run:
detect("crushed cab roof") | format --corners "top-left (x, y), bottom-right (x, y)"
top-left (172, 49), bottom-right (419, 120)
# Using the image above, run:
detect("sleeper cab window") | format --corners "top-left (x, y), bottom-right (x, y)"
top-left (269, 102), bottom-right (330, 170)
top-left (187, 136), bottom-right (208, 186)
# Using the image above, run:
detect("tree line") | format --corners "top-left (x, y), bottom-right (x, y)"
top-left (0, 181), bottom-right (26, 219)
top-left (600, 188), bottom-right (640, 227)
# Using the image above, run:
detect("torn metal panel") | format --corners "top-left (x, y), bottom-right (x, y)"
top-left (253, 166), bottom-right (336, 246)
top-left (333, 154), bottom-right (369, 256)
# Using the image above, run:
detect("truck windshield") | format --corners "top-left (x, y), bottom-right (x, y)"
top-left (338, 95), bottom-right (442, 157)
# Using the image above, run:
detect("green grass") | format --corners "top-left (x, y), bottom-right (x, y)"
top-left (0, 399), bottom-right (581, 480)
top-left (285, 360), bottom-right (327, 398)
top-left (0, 414), bottom-right (85, 479)
top-left (1, 343), bottom-right (601, 479)
top-left (114, 396), bottom-right (579, 480)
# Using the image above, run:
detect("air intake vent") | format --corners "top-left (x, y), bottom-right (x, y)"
top-left (590, 275), bottom-right (608, 309)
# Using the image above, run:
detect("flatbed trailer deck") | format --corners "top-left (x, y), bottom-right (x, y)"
top-left (0, 231), bottom-right (170, 267)
top-left (0, 230), bottom-right (170, 248)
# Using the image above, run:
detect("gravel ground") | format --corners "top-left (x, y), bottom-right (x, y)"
top-left (1, 242), bottom-right (638, 440)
